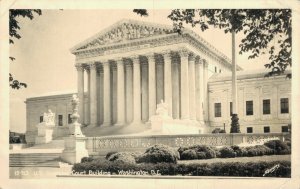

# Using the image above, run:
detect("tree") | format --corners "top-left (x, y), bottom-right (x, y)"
top-left (9, 9), bottom-right (42, 89)
top-left (134, 9), bottom-right (292, 78)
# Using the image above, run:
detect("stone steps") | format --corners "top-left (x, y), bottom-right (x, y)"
top-left (9, 153), bottom-right (63, 167)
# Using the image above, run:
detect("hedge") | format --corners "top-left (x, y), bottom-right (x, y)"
top-left (178, 140), bottom-right (291, 159)
top-left (72, 160), bottom-right (291, 177)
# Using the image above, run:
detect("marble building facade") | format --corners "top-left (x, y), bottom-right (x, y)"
top-left (71, 19), bottom-right (238, 128)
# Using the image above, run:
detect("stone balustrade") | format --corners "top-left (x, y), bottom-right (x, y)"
top-left (83, 133), bottom-right (289, 156)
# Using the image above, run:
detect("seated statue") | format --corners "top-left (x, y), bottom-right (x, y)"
top-left (43, 109), bottom-right (55, 125)
top-left (156, 100), bottom-right (169, 118)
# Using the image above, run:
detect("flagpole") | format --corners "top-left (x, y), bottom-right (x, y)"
top-left (232, 31), bottom-right (238, 115)
top-left (230, 28), bottom-right (241, 133)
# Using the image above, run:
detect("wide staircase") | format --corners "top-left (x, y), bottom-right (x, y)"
top-left (9, 152), bottom-right (62, 167)
top-left (9, 140), bottom-right (66, 167)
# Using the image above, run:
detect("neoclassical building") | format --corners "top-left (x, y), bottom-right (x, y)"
top-left (24, 19), bottom-right (291, 144)
top-left (71, 19), bottom-right (241, 128)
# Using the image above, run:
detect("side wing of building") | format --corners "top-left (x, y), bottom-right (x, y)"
top-left (208, 70), bottom-right (291, 133)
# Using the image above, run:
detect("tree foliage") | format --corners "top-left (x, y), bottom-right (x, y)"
top-left (133, 9), bottom-right (148, 17)
top-left (134, 9), bottom-right (292, 78)
top-left (9, 9), bottom-right (42, 44)
top-left (9, 9), bottom-right (42, 89)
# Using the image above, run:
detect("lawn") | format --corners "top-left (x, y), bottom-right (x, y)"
top-left (179, 154), bottom-right (291, 165)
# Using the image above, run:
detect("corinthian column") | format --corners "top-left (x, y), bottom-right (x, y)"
top-left (172, 61), bottom-right (180, 119)
top-left (115, 58), bottom-right (125, 126)
top-left (203, 60), bottom-right (209, 121)
top-left (147, 54), bottom-right (156, 119)
top-left (102, 61), bottom-right (111, 126)
top-left (189, 54), bottom-right (196, 120)
top-left (195, 58), bottom-right (204, 123)
top-left (162, 51), bottom-right (173, 117)
top-left (89, 62), bottom-right (98, 127)
top-left (75, 64), bottom-right (84, 124)
top-left (179, 50), bottom-right (190, 120)
top-left (125, 62), bottom-right (133, 123)
top-left (85, 68), bottom-right (90, 125)
top-left (132, 56), bottom-right (142, 123)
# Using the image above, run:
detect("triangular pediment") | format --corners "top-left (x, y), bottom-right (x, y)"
top-left (71, 19), bottom-right (176, 53)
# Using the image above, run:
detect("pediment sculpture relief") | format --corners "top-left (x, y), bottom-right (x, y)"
top-left (77, 23), bottom-right (174, 50)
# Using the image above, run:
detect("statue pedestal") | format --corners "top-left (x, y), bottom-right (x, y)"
top-left (69, 122), bottom-right (85, 136)
top-left (149, 100), bottom-right (205, 135)
top-left (61, 136), bottom-right (88, 164)
top-left (150, 116), bottom-right (202, 135)
top-left (35, 122), bottom-right (55, 144)
top-left (61, 94), bottom-right (89, 164)
top-left (150, 115), bottom-right (170, 132)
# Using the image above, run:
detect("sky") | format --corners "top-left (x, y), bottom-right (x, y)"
top-left (9, 9), bottom-right (271, 133)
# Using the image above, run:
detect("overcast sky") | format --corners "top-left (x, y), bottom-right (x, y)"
top-left (9, 9), bottom-right (271, 133)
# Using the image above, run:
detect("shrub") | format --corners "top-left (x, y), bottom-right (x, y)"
top-left (286, 140), bottom-right (291, 148)
top-left (138, 144), bottom-right (180, 164)
top-left (212, 128), bottom-right (226, 134)
top-left (264, 140), bottom-right (291, 155)
top-left (81, 156), bottom-right (95, 163)
top-left (211, 147), bottom-right (222, 158)
top-left (219, 146), bottom-right (236, 158)
top-left (107, 152), bottom-right (136, 164)
top-left (105, 151), bottom-right (118, 160)
top-left (246, 147), bottom-right (258, 157)
top-left (130, 151), bottom-right (143, 161)
top-left (189, 145), bottom-right (217, 159)
top-left (231, 145), bottom-right (248, 157)
top-left (178, 145), bottom-right (218, 160)
top-left (178, 147), bottom-right (189, 156)
top-left (255, 145), bottom-right (274, 155)
top-left (181, 149), bottom-right (197, 160)
top-left (196, 152), bottom-right (207, 159)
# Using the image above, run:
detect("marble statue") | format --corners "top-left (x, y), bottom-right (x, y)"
top-left (156, 99), bottom-right (169, 118)
top-left (69, 94), bottom-right (84, 136)
top-left (43, 109), bottom-right (55, 125)
top-left (70, 94), bottom-right (80, 124)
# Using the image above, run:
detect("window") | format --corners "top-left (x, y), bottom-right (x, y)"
top-left (264, 126), bottom-right (270, 133)
top-left (263, 99), bottom-right (271, 115)
top-left (58, 115), bottom-right (63, 126)
top-left (247, 127), bottom-right (253, 133)
top-left (246, 101), bottom-right (253, 115)
top-left (68, 114), bottom-right (72, 124)
top-left (280, 98), bottom-right (289, 113)
top-left (214, 103), bottom-right (221, 117)
top-left (215, 66), bottom-right (217, 73)
top-left (219, 69), bottom-right (222, 73)
top-left (230, 102), bottom-right (233, 116)
top-left (281, 126), bottom-right (289, 133)
top-left (39, 116), bottom-right (43, 123)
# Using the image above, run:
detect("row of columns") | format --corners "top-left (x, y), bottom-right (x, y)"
top-left (75, 50), bottom-right (209, 127)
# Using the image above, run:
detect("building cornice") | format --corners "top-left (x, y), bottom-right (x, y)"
top-left (74, 33), bottom-right (239, 71)
top-left (208, 75), bottom-right (291, 89)
top-left (208, 70), bottom-right (291, 84)
top-left (25, 93), bottom-right (75, 103)
top-left (71, 19), bottom-right (241, 71)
